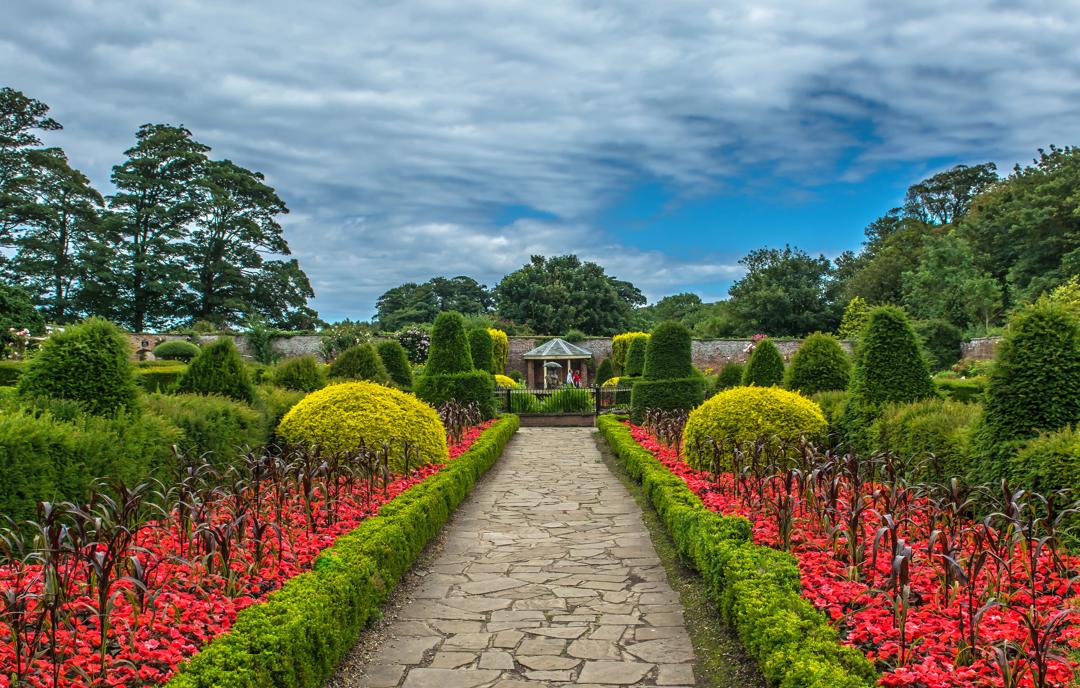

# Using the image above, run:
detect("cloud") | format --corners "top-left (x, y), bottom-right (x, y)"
top-left (3, 0), bottom-right (1079, 319)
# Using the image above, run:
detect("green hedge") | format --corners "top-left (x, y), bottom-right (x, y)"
top-left (0, 408), bottom-right (181, 522)
top-left (145, 393), bottom-right (266, 465)
top-left (165, 414), bottom-right (519, 688)
top-left (0, 360), bottom-right (27, 386)
top-left (415, 370), bottom-right (495, 418)
top-left (629, 377), bottom-right (705, 423)
top-left (137, 365), bottom-right (188, 393)
top-left (1008, 425), bottom-right (1080, 496)
top-left (933, 377), bottom-right (986, 403)
top-left (871, 398), bottom-right (980, 482)
top-left (597, 416), bottom-right (875, 688)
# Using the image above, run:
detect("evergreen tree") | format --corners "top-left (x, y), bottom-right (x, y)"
top-left (742, 338), bottom-right (785, 387)
top-left (177, 337), bottom-right (256, 403)
top-left (784, 333), bottom-right (850, 396)
top-left (467, 328), bottom-right (494, 374)
top-left (329, 343), bottom-right (389, 383)
top-left (377, 339), bottom-right (414, 389)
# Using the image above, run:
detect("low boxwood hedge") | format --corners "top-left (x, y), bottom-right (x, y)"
top-left (165, 413), bottom-right (519, 688)
top-left (137, 364), bottom-right (188, 393)
top-left (597, 415), bottom-right (875, 688)
top-left (933, 376), bottom-right (987, 403)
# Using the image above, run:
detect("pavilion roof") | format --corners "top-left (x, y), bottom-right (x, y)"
top-left (522, 338), bottom-right (593, 359)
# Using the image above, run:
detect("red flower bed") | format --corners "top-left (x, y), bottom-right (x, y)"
top-left (625, 422), bottom-right (1079, 688)
top-left (0, 420), bottom-right (494, 687)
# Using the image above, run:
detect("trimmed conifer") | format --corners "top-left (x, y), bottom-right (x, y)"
top-left (785, 333), bottom-right (851, 396)
top-left (742, 338), bottom-right (784, 387)
top-left (176, 337), bottom-right (256, 403)
top-left (329, 343), bottom-right (389, 383)
top-left (426, 312), bottom-right (474, 374)
top-left (595, 357), bottom-right (614, 386)
top-left (467, 328), bottom-right (495, 374)
top-left (643, 322), bottom-right (693, 380)
top-left (624, 337), bottom-right (648, 377)
top-left (377, 339), bottom-right (415, 389)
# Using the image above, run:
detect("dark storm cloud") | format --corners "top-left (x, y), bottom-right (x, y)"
top-left (4, 0), bottom-right (1079, 318)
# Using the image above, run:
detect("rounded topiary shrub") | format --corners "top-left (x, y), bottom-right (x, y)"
top-left (742, 338), bottom-right (784, 387)
top-left (595, 357), bottom-right (614, 386)
top-left (842, 306), bottom-right (934, 440)
top-left (176, 337), bottom-right (256, 404)
top-left (377, 339), bottom-right (414, 389)
top-left (488, 328), bottom-right (509, 373)
top-left (271, 355), bottom-right (326, 392)
top-left (713, 361), bottom-right (745, 393)
top-left (643, 322), bottom-right (694, 380)
top-left (785, 333), bottom-right (851, 396)
top-left (682, 386), bottom-right (827, 469)
top-left (426, 311), bottom-right (474, 374)
top-left (277, 381), bottom-right (447, 471)
top-left (467, 328), bottom-right (494, 374)
top-left (18, 317), bottom-right (140, 416)
top-left (611, 332), bottom-right (649, 374)
top-left (152, 339), bottom-right (201, 362)
top-left (329, 343), bottom-right (389, 383)
top-left (624, 336), bottom-right (648, 377)
top-left (973, 301), bottom-right (1080, 477)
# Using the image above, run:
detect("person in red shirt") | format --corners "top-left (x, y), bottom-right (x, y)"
top-left (572, 370), bottom-right (581, 387)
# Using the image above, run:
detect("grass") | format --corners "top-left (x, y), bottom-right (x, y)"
top-left (592, 430), bottom-right (766, 688)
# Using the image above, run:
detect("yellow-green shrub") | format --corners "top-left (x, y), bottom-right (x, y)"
top-left (683, 386), bottom-right (827, 469)
top-left (602, 376), bottom-right (623, 388)
top-left (488, 328), bottom-right (509, 373)
top-left (611, 332), bottom-right (649, 373)
top-left (494, 374), bottom-right (518, 388)
top-left (277, 381), bottom-right (447, 471)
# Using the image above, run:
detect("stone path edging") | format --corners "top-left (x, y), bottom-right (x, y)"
top-left (344, 427), bottom-right (698, 687)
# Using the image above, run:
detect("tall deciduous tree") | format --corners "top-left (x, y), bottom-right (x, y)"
top-left (902, 163), bottom-right (998, 225)
top-left (727, 245), bottom-right (840, 336)
top-left (9, 148), bottom-right (103, 321)
top-left (96, 124), bottom-right (209, 331)
top-left (495, 254), bottom-right (642, 335)
top-left (901, 233), bottom-right (999, 329)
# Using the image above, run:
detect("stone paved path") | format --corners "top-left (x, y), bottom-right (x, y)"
top-left (352, 427), bottom-right (696, 687)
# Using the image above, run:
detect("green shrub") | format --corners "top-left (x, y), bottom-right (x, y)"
top-left (18, 317), bottom-right (140, 416)
top-left (631, 378), bottom-right (705, 422)
top-left (508, 369), bottom-right (523, 384)
top-left (933, 376), bottom-right (987, 403)
top-left (597, 417), bottom-right (875, 688)
top-left (611, 332), bottom-right (649, 373)
top-left (415, 370), bottom-right (495, 419)
top-left (377, 340), bottom-right (415, 389)
top-left (145, 393), bottom-right (265, 464)
top-left (271, 355), bottom-right (327, 392)
top-left (328, 343), bottom-right (389, 383)
top-left (426, 311), bottom-right (474, 374)
top-left (253, 385), bottom-right (307, 442)
top-left (914, 319), bottom-right (963, 371)
top-left (713, 361), bottom-right (745, 393)
top-left (563, 328), bottom-right (586, 343)
top-left (152, 339), bottom-right (201, 362)
top-left (278, 381), bottom-right (447, 472)
top-left (872, 399), bottom-right (980, 482)
top-left (1008, 426), bottom-right (1080, 495)
top-left (784, 333), bottom-right (850, 396)
top-left (742, 338), bottom-right (785, 387)
top-left (973, 301), bottom-right (1080, 479)
top-left (643, 322), bottom-right (693, 380)
top-left (842, 306), bottom-right (934, 447)
top-left (467, 328), bottom-right (495, 374)
top-left (595, 357), bottom-right (615, 386)
top-left (488, 328), bottom-right (509, 373)
top-left (624, 336), bottom-right (648, 377)
top-left (837, 296), bottom-right (872, 340)
top-left (683, 386), bottom-right (827, 470)
top-left (0, 408), bottom-right (180, 522)
top-left (811, 390), bottom-right (848, 443)
top-left (165, 415), bottom-right (519, 688)
top-left (176, 337), bottom-right (256, 404)
top-left (137, 365), bottom-right (188, 393)
top-left (0, 360), bottom-right (27, 386)
top-left (247, 362), bottom-right (271, 385)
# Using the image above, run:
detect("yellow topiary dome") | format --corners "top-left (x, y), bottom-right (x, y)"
top-left (277, 381), bottom-right (447, 471)
top-left (494, 374), bottom-right (519, 388)
top-left (682, 386), bottom-right (827, 470)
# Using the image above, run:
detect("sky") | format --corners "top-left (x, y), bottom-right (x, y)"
top-left (4, 0), bottom-right (1080, 321)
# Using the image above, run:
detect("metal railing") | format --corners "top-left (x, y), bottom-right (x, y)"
top-left (495, 385), bottom-right (632, 415)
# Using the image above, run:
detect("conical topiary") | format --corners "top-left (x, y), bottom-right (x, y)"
top-left (426, 312), bottom-right (474, 374)
top-left (271, 355), bottom-right (326, 392)
top-left (329, 343), bottom-right (389, 383)
top-left (631, 322), bottom-right (704, 422)
top-left (176, 337), bottom-right (256, 403)
top-left (842, 306), bottom-right (934, 446)
top-left (624, 336), bottom-right (648, 377)
top-left (18, 317), bottom-right (140, 416)
top-left (974, 300), bottom-right (1080, 478)
top-left (468, 328), bottom-right (495, 374)
top-left (596, 357), bottom-right (614, 386)
top-left (742, 338), bottom-right (784, 387)
top-left (377, 339), bottom-right (414, 389)
top-left (785, 333), bottom-right (851, 396)
top-left (488, 328), bottom-right (509, 374)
